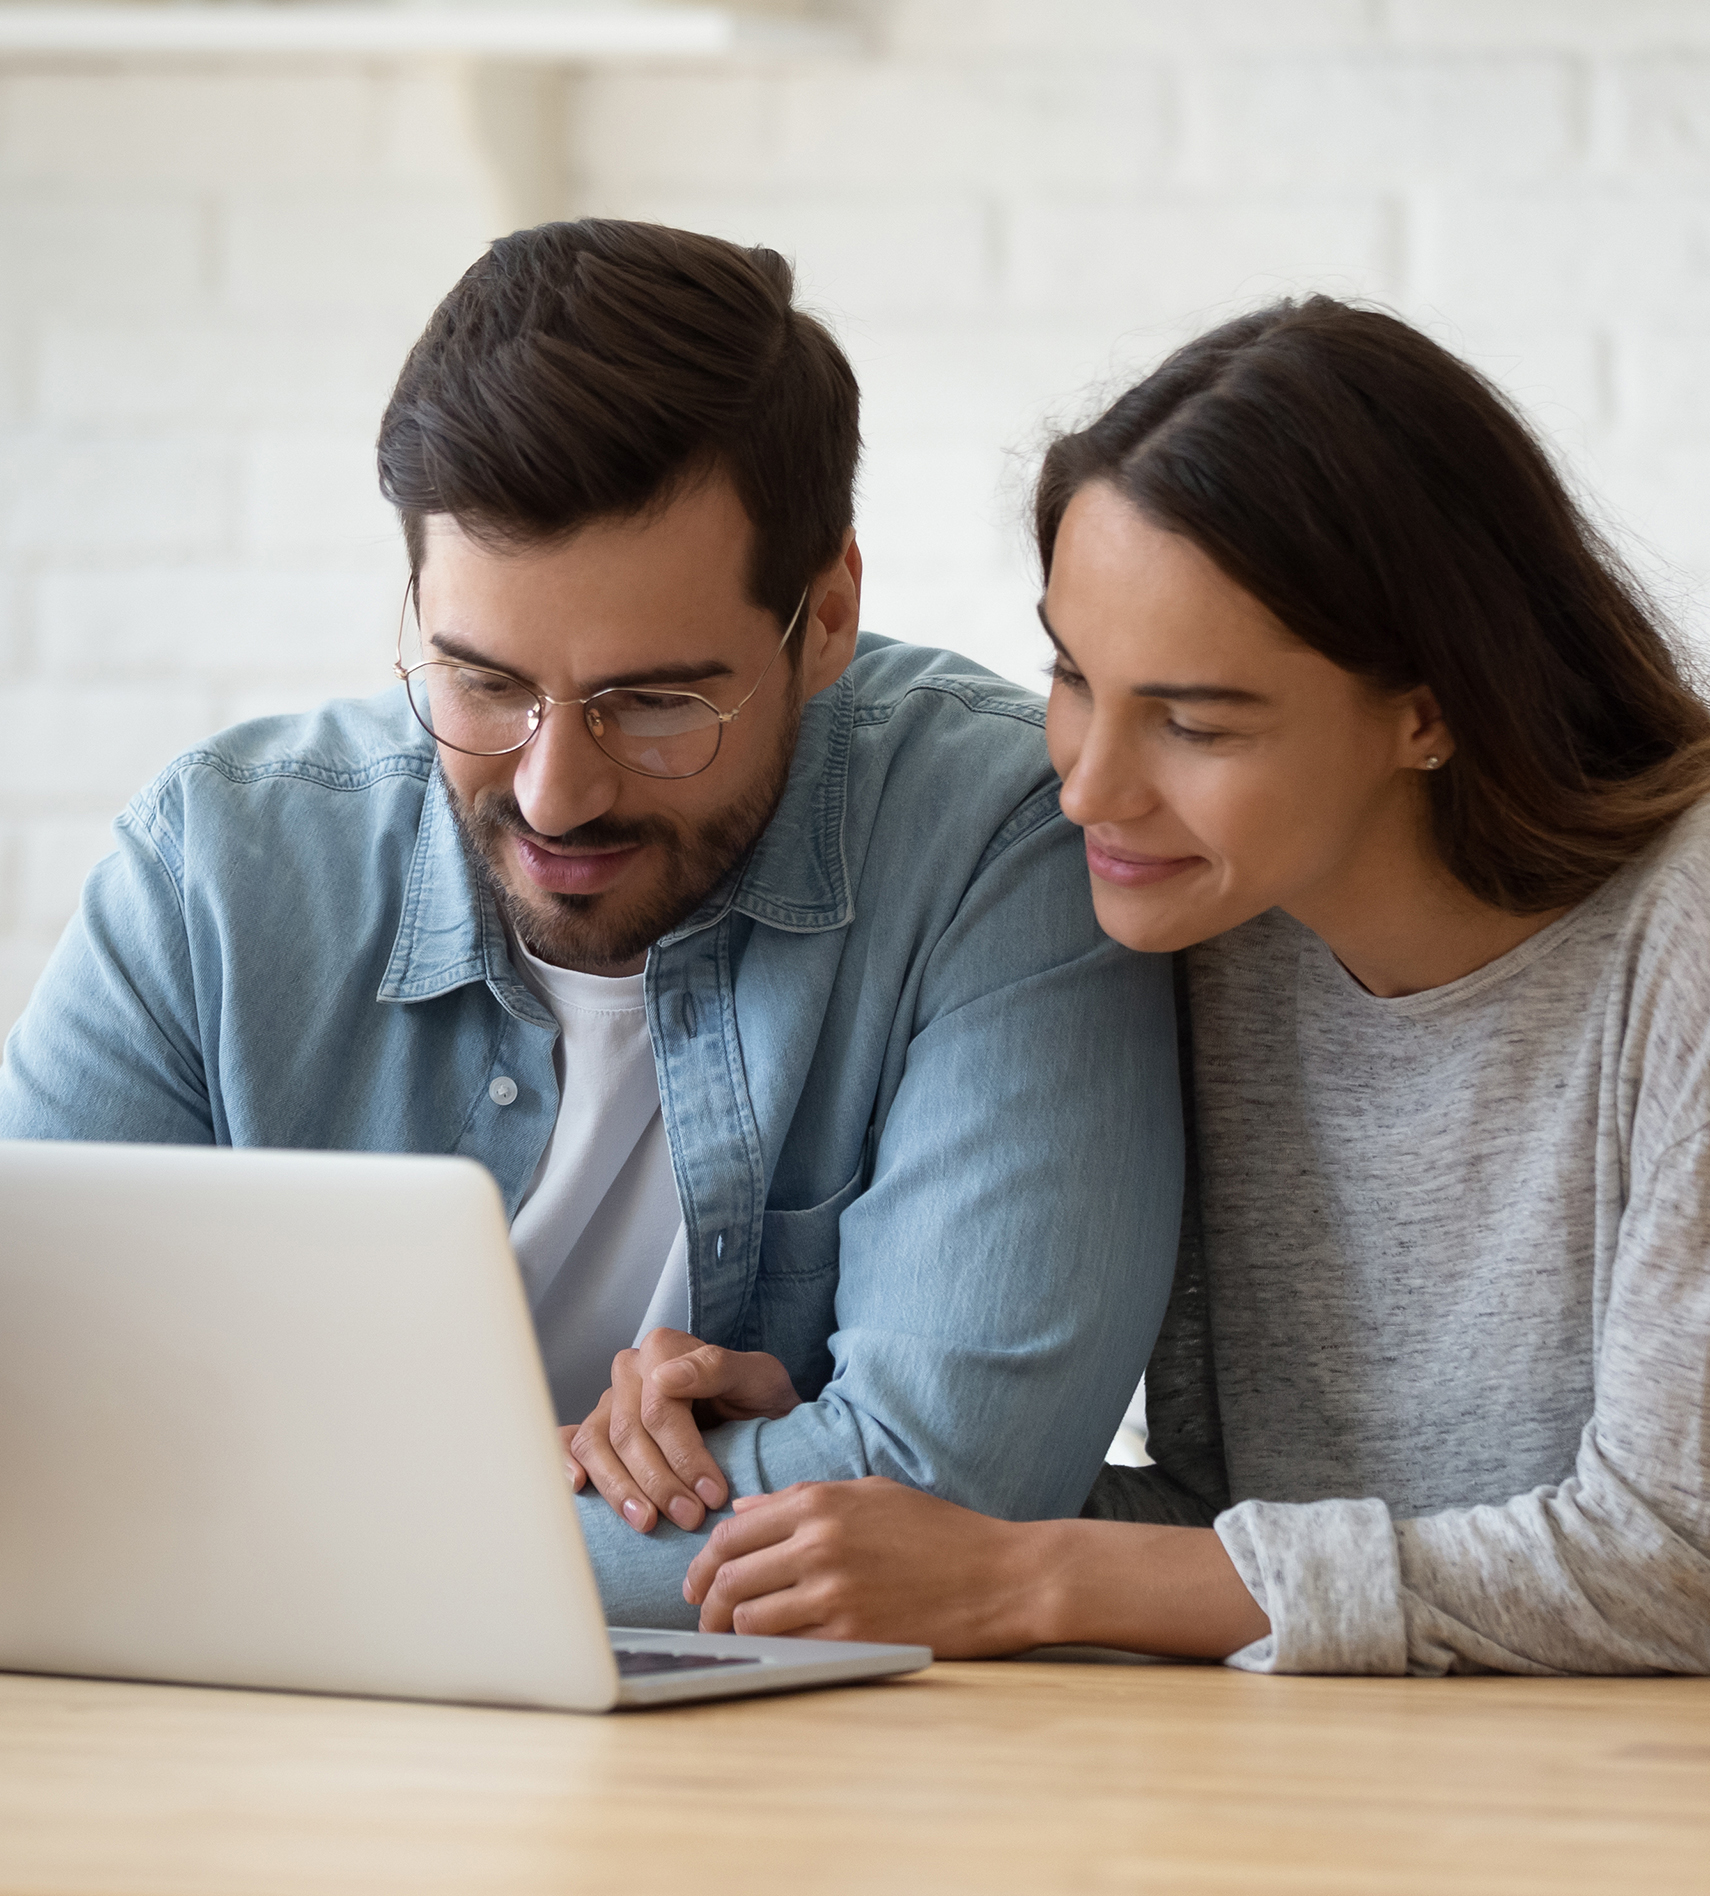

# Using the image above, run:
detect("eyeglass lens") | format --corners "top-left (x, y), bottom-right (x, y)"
top-left (404, 663), bottom-right (724, 778)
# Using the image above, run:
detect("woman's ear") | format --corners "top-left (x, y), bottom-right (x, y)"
top-left (800, 532), bottom-right (862, 698)
top-left (1400, 685), bottom-right (1454, 770)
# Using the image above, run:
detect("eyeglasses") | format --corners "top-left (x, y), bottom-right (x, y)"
top-left (395, 585), bottom-right (809, 781)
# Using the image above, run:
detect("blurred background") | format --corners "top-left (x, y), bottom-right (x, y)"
top-left (2, 0), bottom-right (1710, 1037)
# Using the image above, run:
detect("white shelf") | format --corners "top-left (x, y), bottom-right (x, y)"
top-left (0, 3), bottom-right (851, 61)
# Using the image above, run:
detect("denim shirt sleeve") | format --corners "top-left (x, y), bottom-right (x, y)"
top-left (581, 796), bottom-right (1183, 1627)
top-left (1, 675), bottom-right (1184, 1640)
top-left (0, 803), bottom-right (214, 1144)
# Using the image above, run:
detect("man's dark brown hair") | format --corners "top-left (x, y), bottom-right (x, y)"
top-left (377, 219), bottom-right (861, 632)
top-left (1037, 296), bottom-right (1710, 914)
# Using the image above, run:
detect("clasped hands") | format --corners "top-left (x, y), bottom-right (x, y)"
top-left (560, 1326), bottom-right (1029, 1650)
top-left (561, 1325), bottom-right (802, 1534)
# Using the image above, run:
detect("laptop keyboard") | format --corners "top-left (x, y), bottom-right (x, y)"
top-left (613, 1646), bottom-right (765, 1677)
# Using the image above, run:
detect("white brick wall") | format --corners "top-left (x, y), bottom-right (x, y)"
top-left (4, 0), bottom-right (1710, 1037)
top-left (0, 55), bottom-right (504, 1031)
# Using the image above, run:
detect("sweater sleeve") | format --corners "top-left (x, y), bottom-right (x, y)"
top-left (1213, 1120), bottom-right (1710, 1676)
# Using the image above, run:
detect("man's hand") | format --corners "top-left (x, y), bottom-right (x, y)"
top-left (680, 1477), bottom-right (1042, 1654)
top-left (561, 1327), bottom-right (801, 1535)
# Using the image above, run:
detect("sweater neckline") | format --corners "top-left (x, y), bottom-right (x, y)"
top-left (1309, 854), bottom-right (1641, 1020)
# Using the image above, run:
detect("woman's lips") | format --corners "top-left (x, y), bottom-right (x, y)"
top-left (1084, 837), bottom-right (1201, 889)
top-left (513, 836), bottom-right (645, 896)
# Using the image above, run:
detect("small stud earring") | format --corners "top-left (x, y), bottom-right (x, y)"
top-left (1423, 755), bottom-right (1443, 770)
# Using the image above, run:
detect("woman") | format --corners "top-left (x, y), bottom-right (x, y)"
top-left (671, 296), bottom-right (1710, 1674)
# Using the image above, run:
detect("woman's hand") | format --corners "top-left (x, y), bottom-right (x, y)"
top-left (561, 1328), bottom-right (801, 1535)
top-left (682, 1478), bottom-right (1274, 1660)
top-left (682, 1477), bottom-right (1048, 1655)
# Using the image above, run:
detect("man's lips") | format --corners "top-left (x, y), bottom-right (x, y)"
top-left (1084, 837), bottom-right (1202, 889)
top-left (512, 835), bottom-right (646, 896)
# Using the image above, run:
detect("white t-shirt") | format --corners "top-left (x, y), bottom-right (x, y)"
top-left (507, 938), bottom-right (688, 1424)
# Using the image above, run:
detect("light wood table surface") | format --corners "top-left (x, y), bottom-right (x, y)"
top-left (2, 1660), bottom-right (1707, 1895)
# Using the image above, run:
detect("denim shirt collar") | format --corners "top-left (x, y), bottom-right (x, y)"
top-left (376, 766), bottom-right (552, 1026)
top-left (671, 665), bottom-right (855, 941)
top-left (378, 666), bottom-right (856, 1008)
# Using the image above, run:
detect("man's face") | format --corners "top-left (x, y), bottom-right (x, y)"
top-left (415, 475), bottom-right (860, 975)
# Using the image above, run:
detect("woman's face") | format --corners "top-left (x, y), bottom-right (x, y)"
top-left (1044, 480), bottom-right (1444, 954)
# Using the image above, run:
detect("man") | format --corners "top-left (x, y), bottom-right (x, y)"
top-left (0, 220), bottom-right (1180, 1627)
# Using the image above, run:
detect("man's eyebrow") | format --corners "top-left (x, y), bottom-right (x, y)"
top-left (1035, 600), bottom-right (1271, 707)
top-left (427, 631), bottom-right (736, 693)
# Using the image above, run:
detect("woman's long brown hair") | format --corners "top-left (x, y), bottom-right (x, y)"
top-left (1036, 298), bottom-right (1710, 914)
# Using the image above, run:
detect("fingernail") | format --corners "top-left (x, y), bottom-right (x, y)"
top-left (668, 1496), bottom-right (700, 1530)
top-left (682, 1579), bottom-right (697, 1602)
top-left (695, 1479), bottom-right (722, 1507)
top-left (622, 1499), bottom-right (648, 1529)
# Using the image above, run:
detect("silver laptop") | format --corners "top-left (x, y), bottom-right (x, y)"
top-left (0, 1140), bottom-right (930, 1711)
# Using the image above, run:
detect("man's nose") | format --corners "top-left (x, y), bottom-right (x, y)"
top-left (509, 703), bottom-right (622, 837)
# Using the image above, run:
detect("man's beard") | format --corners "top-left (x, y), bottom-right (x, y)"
top-left (443, 706), bottom-right (800, 975)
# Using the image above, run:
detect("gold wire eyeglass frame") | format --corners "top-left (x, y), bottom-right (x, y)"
top-left (394, 583), bottom-right (810, 781)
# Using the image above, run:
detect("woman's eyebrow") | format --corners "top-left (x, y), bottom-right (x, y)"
top-left (1036, 600), bottom-right (1271, 706)
top-left (1136, 682), bottom-right (1272, 706)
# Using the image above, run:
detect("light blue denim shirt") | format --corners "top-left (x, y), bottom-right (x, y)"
top-left (0, 635), bottom-right (1181, 1626)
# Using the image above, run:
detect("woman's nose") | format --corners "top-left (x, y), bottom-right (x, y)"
top-left (1058, 717), bottom-right (1157, 830)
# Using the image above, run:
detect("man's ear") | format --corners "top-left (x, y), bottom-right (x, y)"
top-left (800, 531), bottom-right (862, 699)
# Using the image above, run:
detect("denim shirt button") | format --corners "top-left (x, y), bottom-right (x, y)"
top-left (715, 1231), bottom-right (725, 1260)
top-left (488, 1076), bottom-right (518, 1106)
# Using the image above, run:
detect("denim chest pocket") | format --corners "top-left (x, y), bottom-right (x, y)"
top-left (753, 1164), bottom-right (864, 1400)
top-left (759, 1164), bottom-right (865, 1276)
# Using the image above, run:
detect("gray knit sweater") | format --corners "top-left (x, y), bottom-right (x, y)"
top-left (1088, 798), bottom-right (1710, 1675)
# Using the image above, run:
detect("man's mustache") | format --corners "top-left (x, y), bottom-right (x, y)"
top-left (475, 794), bottom-right (677, 854)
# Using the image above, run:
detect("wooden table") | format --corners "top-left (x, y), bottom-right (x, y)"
top-left (2, 1660), bottom-right (1707, 1895)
